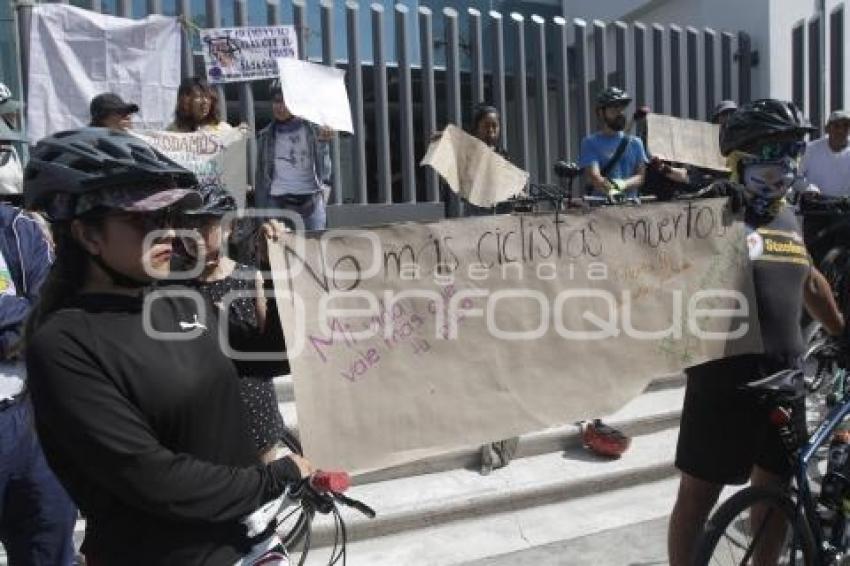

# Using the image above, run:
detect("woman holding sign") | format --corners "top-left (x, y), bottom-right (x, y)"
top-left (22, 127), bottom-right (312, 565)
top-left (168, 77), bottom-right (233, 133)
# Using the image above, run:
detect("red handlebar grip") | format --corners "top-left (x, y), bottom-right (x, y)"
top-left (311, 471), bottom-right (351, 493)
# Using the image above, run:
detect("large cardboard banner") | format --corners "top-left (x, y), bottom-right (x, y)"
top-left (134, 129), bottom-right (249, 208)
top-left (270, 200), bottom-right (762, 472)
top-left (27, 4), bottom-right (180, 142)
top-left (200, 25), bottom-right (298, 84)
top-left (646, 114), bottom-right (729, 171)
top-left (421, 125), bottom-right (529, 207)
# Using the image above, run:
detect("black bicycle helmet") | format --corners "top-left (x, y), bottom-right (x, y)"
top-left (595, 86), bottom-right (632, 109)
top-left (720, 99), bottom-right (815, 156)
top-left (184, 183), bottom-right (237, 216)
top-left (24, 127), bottom-right (197, 212)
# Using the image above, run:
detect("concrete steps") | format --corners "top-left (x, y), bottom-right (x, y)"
top-left (287, 376), bottom-right (687, 565)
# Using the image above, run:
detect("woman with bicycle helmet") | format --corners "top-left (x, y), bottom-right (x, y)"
top-left (177, 183), bottom-right (291, 464)
top-left (669, 100), bottom-right (845, 566)
top-left (23, 127), bottom-right (312, 565)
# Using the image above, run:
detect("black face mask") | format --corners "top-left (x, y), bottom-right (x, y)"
top-left (606, 115), bottom-right (627, 131)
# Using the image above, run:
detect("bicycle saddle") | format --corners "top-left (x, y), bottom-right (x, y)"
top-left (740, 368), bottom-right (804, 399)
top-left (553, 160), bottom-right (581, 179)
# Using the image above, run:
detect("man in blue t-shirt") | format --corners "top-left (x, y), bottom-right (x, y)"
top-left (578, 87), bottom-right (649, 200)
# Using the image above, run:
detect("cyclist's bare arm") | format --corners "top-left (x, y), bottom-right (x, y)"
top-left (804, 267), bottom-right (845, 336)
top-left (584, 163), bottom-right (611, 192)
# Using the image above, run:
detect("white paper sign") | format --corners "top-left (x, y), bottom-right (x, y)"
top-left (276, 58), bottom-right (354, 134)
top-left (27, 4), bottom-right (180, 142)
top-left (200, 25), bottom-right (298, 84)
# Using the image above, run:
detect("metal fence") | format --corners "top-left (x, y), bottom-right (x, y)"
top-left (791, 4), bottom-right (847, 138)
top-left (14, 1), bottom-right (753, 227)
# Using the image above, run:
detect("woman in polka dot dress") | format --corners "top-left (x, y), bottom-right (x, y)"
top-left (178, 183), bottom-right (290, 463)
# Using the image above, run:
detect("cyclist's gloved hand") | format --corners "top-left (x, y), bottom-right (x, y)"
top-left (606, 179), bottom-right (627, 204)
top-left (707, 180), bottom-right (746, 213)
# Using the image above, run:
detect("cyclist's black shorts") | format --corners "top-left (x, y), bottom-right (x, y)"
top-left (675, 354), bottom-right (805, 485)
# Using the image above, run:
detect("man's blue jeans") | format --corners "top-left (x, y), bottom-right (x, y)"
top-left (0, 399), bottom-right (77, 565)
top-left (268, 193), bottom-right (327, 231)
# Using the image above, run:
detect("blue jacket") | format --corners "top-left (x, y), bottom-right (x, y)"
top-left (0, 204), bottom-right (52, 359)
top-left (254, 118), bottom-right (332, 209)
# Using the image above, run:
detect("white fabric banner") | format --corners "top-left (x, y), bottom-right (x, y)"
top-left (27, 4), bottom-right (180, 143)
top-left (200, 25), bottom-right (298, 84)
top-left (133, 129), bottom-right (249, 208)
top-left (276, 58), bottom-right (354, 134)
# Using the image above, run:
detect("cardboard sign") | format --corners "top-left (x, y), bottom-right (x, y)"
top-left (645, 114), bottom-right (729, 172)
top-left (421, 125), bottom-right (529, 206)
top-left (270, 200), bottom-right (762, 471)
top-left (276, 58), bottom-right (353, 134)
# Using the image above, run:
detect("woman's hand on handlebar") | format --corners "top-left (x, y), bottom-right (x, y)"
top-left (287, 454), bottom-right (315, 479)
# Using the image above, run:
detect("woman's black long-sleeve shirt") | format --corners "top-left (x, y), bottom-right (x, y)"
top-left (26, 291), bottom-right (301, 565)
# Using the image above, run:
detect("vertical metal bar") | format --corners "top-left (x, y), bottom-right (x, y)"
top-left (346, 1), bottom-right (367, 203)
top-left (574, 18), bottom-right (590, 142)
top-left (704, 28), bottom-right (716, 120)
top-left (468, 8), bottom-right (484, 105)
top-left (320, 0), bottom-right (341, 205)
top-left (235, 0), bottom-right (256, 191)
top-left (652, 24), bottom-right (665, 113)
top-left (737, 31), bottom-right (753, 104)
top-left (179, 0), bottom-right (193, 78)
top-left (511, 13), bottom-right (529, 171)
top-left (148, 0), bottom-right (162, 14)
top-left (445, 8), bottom-right (462, 125)
top-left (14, 1), bottom-right (32, 107)
top-left (490, 10), bottom-right (508, 142)
top-left (445, 7), bottom-right (462, 216)
top-left (554, 16), bottom-right (571, 160)
top-left (613, 21), bottom-right (627, 89)
top-left (721, 31), bottom-right (733, 101)
top-left (118, 0), bottom-right (132, 18)
top-left (633, 23), bottom-right (647, 108)
top-left (206, 0), bottom-right (227, 121)
top-left (90, 0), bottom-right (103, 12)
top-left (593, 19), bottom-right (607, 92)
top-left (396, 3), bottom-right (416, 203)
top-left (293, 0), bottom-right (307, 60)
top-left (669, 25), bottom-right (682, 117)
top-left (371, 3), bottom-right (391, 204)
top-left (419, 7), bottom-right (438, 203)
top-left (532, 14), bottom-right (550, 184)
top-left (267, 0), bottom-right (280, 25)
top-left (830, 7), bottom-right (844, 111)
top-left (686, 27), bottom-right (699, 119)
top-left (808, 19), bottom-right (822, 135)
top-left (792, 24), bottom-right (805, 110)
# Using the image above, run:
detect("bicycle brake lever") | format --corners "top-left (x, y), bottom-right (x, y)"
top-left (333, 492), bottom-right (377, 519)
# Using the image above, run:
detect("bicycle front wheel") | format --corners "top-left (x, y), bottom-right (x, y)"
top-left (694, 486), bottom-right (815, 566)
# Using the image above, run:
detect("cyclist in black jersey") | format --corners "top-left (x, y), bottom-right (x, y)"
top-left (667, 100), bottom-right (846, 566)
top-left (22, 128), bottom-right (313, 565)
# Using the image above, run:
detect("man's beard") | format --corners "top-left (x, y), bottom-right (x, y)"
top-left (606, 115), bottom-right (627, 131)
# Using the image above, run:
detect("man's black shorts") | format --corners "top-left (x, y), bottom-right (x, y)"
top-left (675, 354), bottom-right (804, 485)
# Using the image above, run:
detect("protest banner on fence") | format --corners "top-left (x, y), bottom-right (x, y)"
top-left (269, 200), bottom-right (762, 471)
top-left (421, 124), bottom-right (529, 206)
top-left (646, 114), bottom-right (729, 171)
top-left (277, 58), bottom-right (354, 134)
top-left (27, 4), bottom-right (180, 142)
top-left (200, 25), bottom-right (298, 84)
top-left (134, 129), bottom-right (249, 207)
